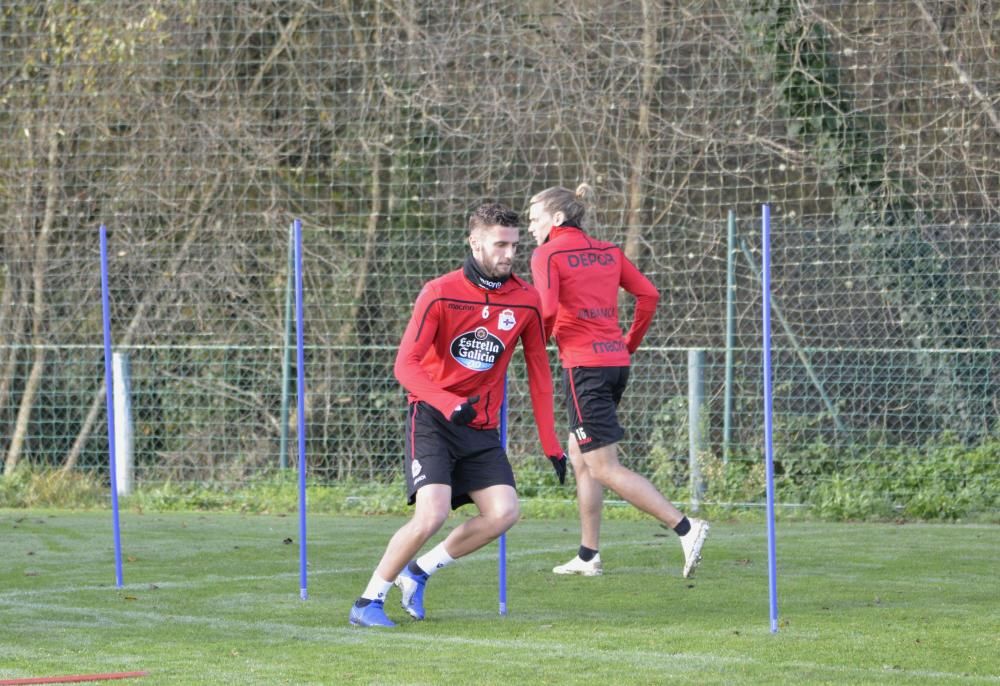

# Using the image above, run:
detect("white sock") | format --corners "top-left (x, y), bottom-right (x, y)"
top-left (361, 573), bottom-right (393, 602)
top-left (416, 542), bottom-right (455, 576)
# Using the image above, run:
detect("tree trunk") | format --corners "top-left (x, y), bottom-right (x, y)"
top-left (336, 153), bottom-right (382, 345)
top-left (334, 0), bottom-right (385, 347)
top-left (0, 126), bottom-right (35, 453)
top-left (0, 288), bottom-right (27, 438)
top-left (0, 235), bottom-right (22, 427)
top-left (4, 124), bottom-right (59, 475)
top-left (622, 0), bottom-right (659, 263)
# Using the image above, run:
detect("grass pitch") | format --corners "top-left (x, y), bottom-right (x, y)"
top-left (1, 510), bottom-right (997, 685)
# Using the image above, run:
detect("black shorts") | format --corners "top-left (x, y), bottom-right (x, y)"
top-left (404, 401), bottom-right (516, 510)
top-left (562, 366), bottom-right (630, 453)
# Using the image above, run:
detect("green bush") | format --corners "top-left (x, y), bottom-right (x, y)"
top-left (3, 432), bottom-right (997, 522)
top-left (810, 469), bottom-right (895, 520)
top-left (661, 430), bottom-right (1000, 522)
top-left (802, 432), bottom-right (1000, 520)
top-left (0, 468), bottom-right (106, 508)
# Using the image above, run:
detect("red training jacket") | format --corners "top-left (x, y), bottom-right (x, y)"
top-left (393, 267), bottom-right (562, 457)
top-left (530, 225), bottom-right (659, 367)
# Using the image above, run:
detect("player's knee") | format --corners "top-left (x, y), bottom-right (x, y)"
top-left (567, 453), bottom-right (588, 475)
top-left (410, 509), bottom-right (449, 538)
top-left (487, 500), bottom-right (520, 534)
top-left (588, 459), bottom-right (626, 487)
top-left (503, 499), bottom-right (521, 529)
top-left (585, 459), bottom-right (613, 484)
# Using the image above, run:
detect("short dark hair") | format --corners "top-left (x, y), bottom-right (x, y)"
top-left (468, 202), bottom-right (519, 234)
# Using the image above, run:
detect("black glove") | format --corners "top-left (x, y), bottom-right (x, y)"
top-left (450, 395), bottom-right (480, 426)
top-left (548, 453), bottom-right (567, 485)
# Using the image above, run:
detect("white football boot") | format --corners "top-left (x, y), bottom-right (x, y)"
top-left (552, 553), bottom-right (603, 576)
top-left (680, 518), bottom-right (710, 578)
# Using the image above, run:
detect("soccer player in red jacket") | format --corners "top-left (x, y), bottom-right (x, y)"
top-left (528, 184), bottom-right (709, 579)
top-left (349, 202), bottom-right (566, 627)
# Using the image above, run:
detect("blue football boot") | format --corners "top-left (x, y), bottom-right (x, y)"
top-left (394, 566), bottom-right (429, 620)
top-left (349, 598), bottom-right (396, 627)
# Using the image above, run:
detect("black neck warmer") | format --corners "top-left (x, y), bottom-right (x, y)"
top-left (463, 254), bottom-right (509, 290)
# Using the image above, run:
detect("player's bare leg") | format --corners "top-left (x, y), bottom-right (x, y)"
top-left (568, 434), bottom-right (604, 550)
top-left (440, 484), bottom-right (520, 557)
top-left (393, 484), bottom-right (519, 621)
top-left (577, 437), bottom-right (709, 577)
top-left (352, 483), bottom-right (452, 627)
top-left (375, 483), bottom-right (451, 581)
top-left (578, 440), bottom-right (684, 526)
top-left (553, 435), bottom-right (606, 576)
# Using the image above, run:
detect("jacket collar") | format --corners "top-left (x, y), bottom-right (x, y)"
top-left (548, 225), bottom-right (584, 242)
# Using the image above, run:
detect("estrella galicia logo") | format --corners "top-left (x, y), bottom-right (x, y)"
top-left (451, 326), bottom-right (505, 371)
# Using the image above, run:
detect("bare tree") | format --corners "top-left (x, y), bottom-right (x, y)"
top-left (4, 68), bottom-right (60, 475)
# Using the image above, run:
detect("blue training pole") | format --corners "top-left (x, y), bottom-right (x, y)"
top-left (293, 219), bottom-right (309, 600)
top-left (99, 225), bottom-right (124, 588)
top-left (762, 205), bottom-right (779, 633)
top-left (498, 376), bottom-right (508, 616)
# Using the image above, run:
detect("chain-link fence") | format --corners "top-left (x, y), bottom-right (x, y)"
top-left (2, 1), bottom-right (998, 512)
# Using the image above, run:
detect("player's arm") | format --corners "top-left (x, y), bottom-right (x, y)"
top-left (519, 296), bottom-right (564, 460)
top-left (619, 254), bottom-right (660, 354)
top-left (393, 284), bottom-right (466, 417)
top-left (530, 250), bottom-right (560, 340)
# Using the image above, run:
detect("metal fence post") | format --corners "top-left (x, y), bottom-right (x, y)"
top-left (112, 351), bottom-right (134, 497)
top-left (688, 348), bottom-right (706, 511)
top-left (724, 210), bottom-right (736, 463)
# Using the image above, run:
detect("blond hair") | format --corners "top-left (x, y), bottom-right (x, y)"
top-left (529, 183), bottom-right (595, 229)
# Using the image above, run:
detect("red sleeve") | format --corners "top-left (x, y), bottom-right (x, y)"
top-left (393, 284), bottom-right (464, 417)
top-left (530, 249), bottom-right (559, 340)
top-left (520, 291), bottom-right (563, 457)
top-left (620, 256), bottom-right (660, 354)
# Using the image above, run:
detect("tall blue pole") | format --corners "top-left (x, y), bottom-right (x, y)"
top-left (293, 219), bottom-right (308, 600)
top-left (99, 225), bottom-right (124, 588)
top-left (498, 376), bottom-right (508, 616)
top-left (762, 205), bottom-right (779, 633)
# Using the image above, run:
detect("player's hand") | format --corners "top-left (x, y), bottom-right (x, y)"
top-left (548, 452), bottom-right (567, 485)
top-left (450, 395), bottom-right (480, 426)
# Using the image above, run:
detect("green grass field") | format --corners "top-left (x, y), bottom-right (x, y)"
top-left (1, 510), bottom-right (998, 685)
